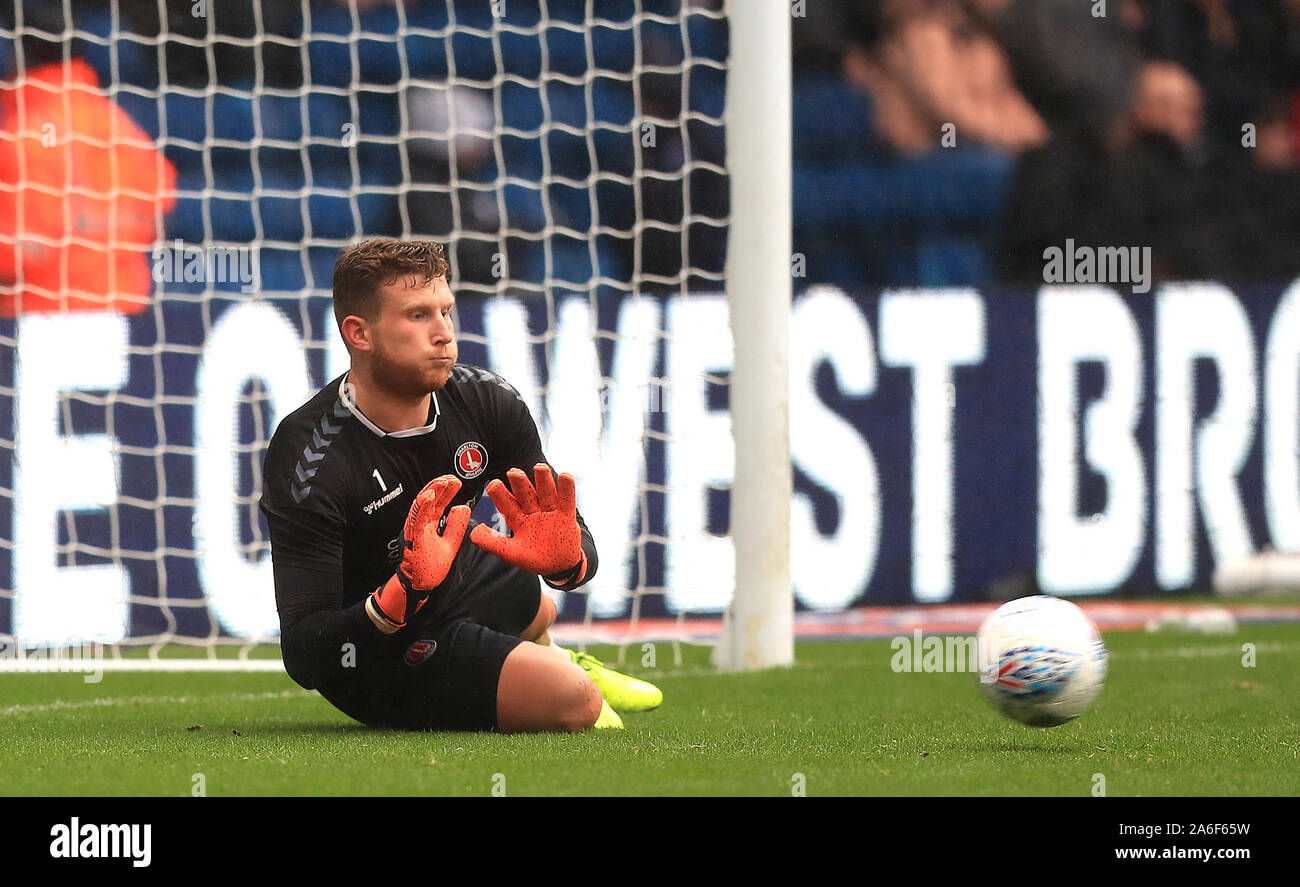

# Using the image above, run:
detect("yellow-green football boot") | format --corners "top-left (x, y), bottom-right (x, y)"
top-left (568, 649), bottom-right (663, 713)
top-left (593, 697), bottom-right (624, 729)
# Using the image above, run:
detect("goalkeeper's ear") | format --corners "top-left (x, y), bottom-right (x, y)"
top-left (340, 314), bottom-right (372, 354)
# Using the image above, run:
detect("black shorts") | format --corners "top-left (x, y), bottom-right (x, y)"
top-left (321, 539), bottom-right (544, 732)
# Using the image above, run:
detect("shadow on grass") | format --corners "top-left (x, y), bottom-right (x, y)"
top-left (233, 721), bottom-right (495, 740)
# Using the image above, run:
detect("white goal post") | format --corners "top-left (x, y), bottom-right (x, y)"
top-left (714, 0), bottom-right (793, 671)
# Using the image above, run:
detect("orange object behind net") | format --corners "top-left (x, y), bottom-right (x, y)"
top-left (0, 58), bottom-right (177, 315)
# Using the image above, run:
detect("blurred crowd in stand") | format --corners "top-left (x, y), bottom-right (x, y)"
top-left (5, 0), bottom-right (1298, 300)
top-left (795, 0), bottom-right (1300, 290)
top-left (2, 0), bottom-right (728, 301)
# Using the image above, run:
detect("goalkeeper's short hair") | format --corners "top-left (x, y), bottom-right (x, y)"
top-left (331, 239), bottom-right (451, 333)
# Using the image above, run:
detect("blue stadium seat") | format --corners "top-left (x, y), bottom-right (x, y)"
top-left (793, 75), bottom-right (872, 161)
top-left (503, 182), bottom-right (547, 233)
top-left (356, 2), bottom-right (401, 39)
top-left (549, 234), bottom-right (598, 285)
top-left (357, 36), bottom-right (404, 86)
top-left (256, 248), bottom-right (309, 294)
top-left (306, 93), bottom-right (351, 141)
top-left (258, 195), bottom-right (305, 242)
top-left (595, 180), bottom-right (635, 230)
top-left (257, 94), bottom-right (305, 143)
top-left (401, 32), bottom-right (450, 80)
top-left (356, 91), bottom-right (401, 138)
top-left (107, 35), bottom-right (157, 90)
top-left (544, 81), bottom-right (588, 129)
top-left (116, 92), bottom-right (161, 141)
top-left (306, 33), bottom-right (353, 89)
top-left (640, 0), bottom-right (681, 17)
top-left (545, 0), bottom-right (596, 25)
top-left (256, 147), bottom-right (308, 190)
top-left (255, 149), bottom-right (312, 242)
top-left (793, 147), bottom-right (1012, 233)
top-left (211, 93), bottom-right (256, 143)
top-left (306, 0), bottom-right (355, 35)
top-left (164, 146), bottom-right (206, 191)
top-left (73, 7), bottom-right (115, 78)
top-left (501, 82), bottom-right (545, 132)
top-left (546, 129), bottom-right (591, 180)
top-left (355, 142), bottom-right (404, 188)
top-left (402, 1), bottom-right (451, 30)
top-left (589, 23), bottom-right (636, 77)
top-left (449, 31), bottom-right (496, 82)
top-left (356, 190), bottom-right (398, 234)
top-left (306, 194), bottom-right (357, 239)
top-left (163, 195), bottom-right (206, 243)
top-left (499, 29), bottom-right (542, 78)
top-left (308, 245), bottom-right (341, 289)
top-left (507, 239), bottom-right (546, 286)
top-left (544, 25), bottom-right (587, 78)
top-left (686, 10), bottom-right (727, 63)
top-left (591, 130), bottom-right (634, 176)
top-left (501, 0), bottom-right (543, 27)
top-left (548, 181), bottom-right (593, 230)
top-left (163, 93), bottom-right (209, 145)
top-left (211, 149), bottom-right (255, 193)
top-left (639, 17), bottom-right (686, 66)
top-left (688, 64), bottom-right (726, 118)
top-left (916, 237), bottom-right (993, 286)
top-left (591, 77), bottom-right (635, 127)
top-left (208, 196), bottom-right (258, 241)
top-left (500, 134), bottom-right (544, 180)
top-left (797, 244), bottom-right (873, 291)
top-left (305, 142), bottom-right (353, 189)
top-left (293, 188), bottom-right (396, 240)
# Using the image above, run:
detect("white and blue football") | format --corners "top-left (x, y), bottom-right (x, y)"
top-left (976, 595), bottom-right (1108, 728)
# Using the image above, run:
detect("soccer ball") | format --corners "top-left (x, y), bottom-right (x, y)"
top-left (976, 595), bottom-right (1107, 728)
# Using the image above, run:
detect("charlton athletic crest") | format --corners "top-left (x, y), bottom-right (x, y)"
top-left (404, 639), bottom-right (438, 666)
top-left (455, 441), bottom-right (488, 479)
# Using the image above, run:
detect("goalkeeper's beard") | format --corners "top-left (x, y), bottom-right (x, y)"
top-left (369, 342), bottom-right (456, 399)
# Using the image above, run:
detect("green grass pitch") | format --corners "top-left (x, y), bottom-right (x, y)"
top-left (2, 624), bottom-right (1297, 796)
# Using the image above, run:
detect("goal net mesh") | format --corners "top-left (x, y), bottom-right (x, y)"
top-left (0, 0), bottom-right (732, 666)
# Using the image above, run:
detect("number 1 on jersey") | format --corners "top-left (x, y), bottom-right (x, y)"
top-left (373, 469), bottom-right (387, 492)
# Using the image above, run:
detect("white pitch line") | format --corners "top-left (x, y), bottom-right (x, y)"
top-left (0, 689), bottom-right (314, 717)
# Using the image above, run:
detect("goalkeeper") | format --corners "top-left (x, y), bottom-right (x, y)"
top-left (260, 238), bottom-right (661, 731)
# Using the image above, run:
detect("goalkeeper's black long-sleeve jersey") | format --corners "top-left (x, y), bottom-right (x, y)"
top-left (259, 366), bottom-right (598, 691)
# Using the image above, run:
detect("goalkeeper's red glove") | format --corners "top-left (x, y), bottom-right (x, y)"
top-left (469, 464), bottom-right (587, 587)
top-left (366, 475), bottom-right (470, 634)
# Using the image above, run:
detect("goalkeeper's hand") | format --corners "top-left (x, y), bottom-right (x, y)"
top-left (469, 464), bottom-right (586, 586)
top-left (366, 475), bottom-right (470, 635)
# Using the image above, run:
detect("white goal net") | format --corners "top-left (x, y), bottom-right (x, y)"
top-left (0, 0), bottom-right (790, 669)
